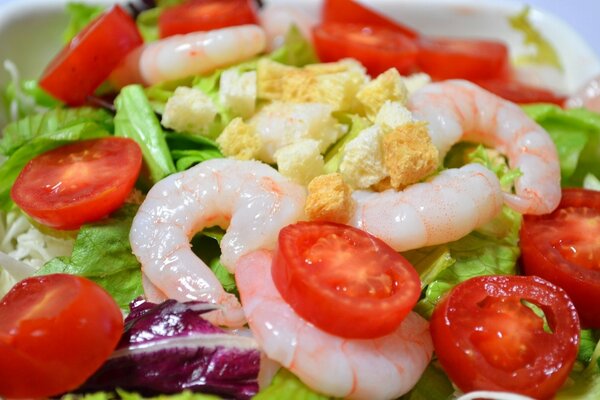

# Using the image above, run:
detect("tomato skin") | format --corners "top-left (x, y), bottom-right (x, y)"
top-left (417, 37), bottom-right (510, 81)
top-left (11, 137), bottom-right (142, 230)
top-left (0, 274), bottom-right (123, 398)
top-left (272, 221), bottom-right (421, 339)
top-left (39, 5), bottom-right (143, 106)
top-left (313, 23), bottom-right (418, 77)
top-left (158, 0), bottom-right (259, 38)
top-left (430, 275), bottom-right (579, 399)
top-left (475, 78), bottom-right (566, 105)
top-left (520, 188), bottom-right (600, 328)
top-left (322, 0), bottom-right (418, 39)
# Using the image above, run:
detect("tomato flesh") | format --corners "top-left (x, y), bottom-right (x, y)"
top-left (475, 78), bottom-right (566, 105)
top-left (158, 0), bottom-right (259, 38)
top-left (520, 188), bottom-right (600, 327)
top-left (272, 221), bottom-right (421, 339)
top-left (39, 5), bottom-right (143, 106)
top-left (313, 23), bottom-right (418, 77)
top-left (0, 274), bottom-right (123, 398)
top-left (321, 0), bottom-right (418, 39)
top-left (417, 37), bottom-right (510, 81)
top-left (11, 137), bottom-right (142, 230)
top-left (430, 275), bottom-right (579, 399)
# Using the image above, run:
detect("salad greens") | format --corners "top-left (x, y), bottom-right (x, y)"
top-left (36, 204), bottom-right (143, 309)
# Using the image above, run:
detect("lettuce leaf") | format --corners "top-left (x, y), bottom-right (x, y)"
top-left (165, 132), bottom-right (223, 171)
top-left (400, 362), bottom-right (454, 400)
top-left (323, 114), bottom-right (370, 174)
top-left (0, 122), bottom-right (110, 211)
top-left (509, 6), bottom-right (562, 70)
top-left (254, 369), bottom-right (330, 400)
top-left (63, 2), bottom-right (105, 43)
top-left (523, 104), bottom-right (600, 186)
top-left (114, 85), bottom-right (177, 186)
top-left (556, 336), bottom-right (600, 399)
top-left (1, 107), bottom-right (113, 156)
top-left (268, 25), bottom-right (319, 67)
top-left (36, 204), bottom-right (143, 309)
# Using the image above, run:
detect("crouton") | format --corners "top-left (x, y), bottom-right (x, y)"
top-left (219, 69), bottom-right (257, 118)
top-left (161, 86), bottom-right (217, 136)
top-left (256, 59), bottom-right (297, 100)
top-left (374, 100), bottom-right (413, 131)
top-left (403, 72), bottom-right (432, 95)
top-left (216, 117), bottom-right (262, 160)
top-left (274, 139), bottom-right (324, 185)
top-left (356, 68), bottom-right (408, 119)
top-left (305, 173), bottom-right (353, 223)
top-left (339, 125), bottom-right (387, 189)
top-left (382, 121), bottom-right (439, 189)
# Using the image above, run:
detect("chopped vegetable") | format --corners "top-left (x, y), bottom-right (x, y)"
top-left (81, 298), bottom-right (261, 399)
top-left (0, 274), bottom-right (123, 398)
top-left (11, 137), bottom-right (142, 230)
top-left (272, 221), bottom-right (421, 338)
top-left (430, 275), bottom-right (580, 399)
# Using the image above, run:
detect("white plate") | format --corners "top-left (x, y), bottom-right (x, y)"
top-left (0, 0), bottom-right (599, 125)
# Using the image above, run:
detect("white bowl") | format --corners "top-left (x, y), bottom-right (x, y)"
top-left (0, 0), bottom-right (599, 125)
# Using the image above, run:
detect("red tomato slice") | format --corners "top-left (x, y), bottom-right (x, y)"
top-left (430, 275), bottom-right (579, 399)
top-left (417, 37), bottom-right (510, 81)
top-left (0, 274), bottom-right (123, 398)
top-left (322, 0), bottom-right (418, 39)
top-left (475, 78), bottom-right (567, 105)
top-left (313, 22), bottom-right (418, 77)
top-left (272, 221), bottom-right (421, 339)
top-left (39, 5), bottom-right (143, 106)
top-left (520, 188), bottom-right (600, 327)
top-left (11, 137), bottom-right (142, 230)
top-left (158, 0), bottom-right (259, 38)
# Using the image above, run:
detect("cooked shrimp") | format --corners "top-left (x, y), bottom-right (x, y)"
top-left (236, 250), bottom-right (433, 399)
top-left (566, 74), bottom-right (600, 113)
top-left (259, 4), bottom-right (317, 51)
top-left (349, 163), bottom-right (503, 252)
top-left (111, 25), bottom-right (266, 87)
top-left (409, 80), bottom-right (561, 215)
top-left (130, 159), bottom-right (306, 327)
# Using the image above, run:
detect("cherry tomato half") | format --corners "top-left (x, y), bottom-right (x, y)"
top-left (417, 37), bottom-right (510, 81)
top-left (520, 188), bottom-right (600, 327)
top-left (475, 78), bottom-right (566, 105)
top-left (321, 0), bottom-right (418, 39)
top-left (313, 22), bottom-right (418, 77)
top-left (272, 221), bottom-right (421, 339)
top-left (158, 0), bottom-right (259, 38)
top-left (0, 274), bottom-right (123, 398)
top-left (39, 5), bottom-right (143, 106)
top-left (430, 275), bottom-right (579, 399)
top-left (11, 137), bottom-right (142, 230)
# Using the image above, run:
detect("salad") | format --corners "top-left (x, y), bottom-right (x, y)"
top-left (1, 0), bottom-right (600, 399)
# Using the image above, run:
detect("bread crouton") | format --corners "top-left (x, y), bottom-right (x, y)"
top-left (256, 58), bottom-right (297, 100)
top-left (305, 173), bottom-right (353, 223)
top-left (216, 117), bottom-right (262, 160)
top-left (356, 68), bottom-right (408, 119)
top-left (339, 125), bottom-right (387, 189)
top-left (274, 139), bottom-right (324, 185)
top-left (161, 86), bottom-right (217, 136)
top-left (382, 121), bottom-right (439, 189)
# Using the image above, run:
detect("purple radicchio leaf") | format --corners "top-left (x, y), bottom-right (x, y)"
top-left (80, 298), bottom-right (260, 399)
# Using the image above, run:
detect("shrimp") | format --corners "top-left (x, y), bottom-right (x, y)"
top-left (349, 163), bottom-right (504, 252)
top-left (235, 250), bottom-right (433, 400)
top-left (111, 25), bottom-right (266, 87)
top-left (408, 79), bottom-right (561, 215)
top-left (130, 159), bottom-right (306, 327)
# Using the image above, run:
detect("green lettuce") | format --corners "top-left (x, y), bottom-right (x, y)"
top-left (165, 132), bottom-right (223, 171)
top-left (268, 25), bottom-right (319, 67)
top-left (509, 7), bottom-right (562, 70)
top-left (254, 369), bottom-right (329, 400)
top-left (0, 122), bottom-right (110, 211)
top-left (1, 107), bottom-right (113, 156)
top-left (36, 204), bottom-right (143, 309)
top-left (400, 362), bottom-right (454, 400)
top-left (1, 78), bottom-right (61, 122)
top-left (114, 85), bottom-right (177, 186)
top-left (63, 2), bottom-right (105, 43)
top-left (556, 335), bottom-right (600, 399)
top-left (523, 104), bottom-right (600, 186)
top-left (323, 114), bottom-right (370, 174)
